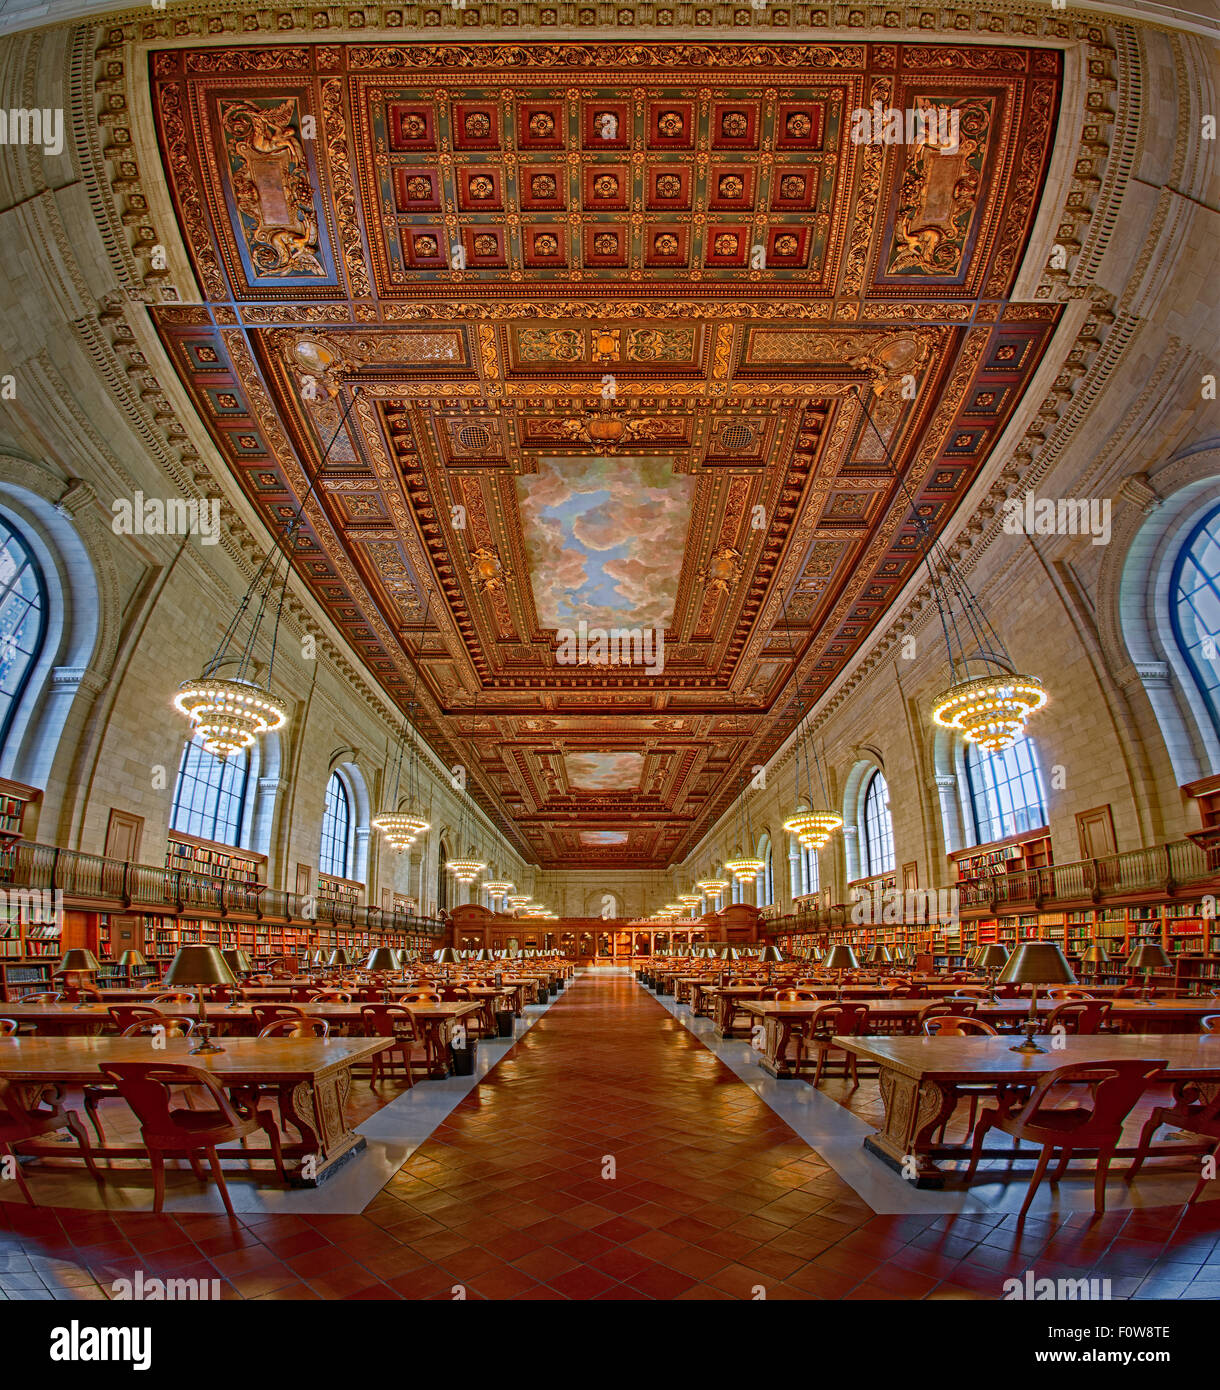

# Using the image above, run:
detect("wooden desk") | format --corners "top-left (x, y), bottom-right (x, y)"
top-left (833, 1033), bottom-right (1220, 1187)
top-left (0, 1035), bottom-right (386, 1184)
top-left (0, 999), bottom-right (484, 1077)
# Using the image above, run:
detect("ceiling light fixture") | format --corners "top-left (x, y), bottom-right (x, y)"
top-left (854, 384), bottom-right (1049, 751)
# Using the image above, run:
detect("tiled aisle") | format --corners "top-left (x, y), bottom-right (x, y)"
top-left (3, 971), bottom-right (1220, 1300)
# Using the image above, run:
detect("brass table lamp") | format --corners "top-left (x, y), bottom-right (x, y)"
top-left (163, 945), bottom-right (237, 1053)
top-left (759, 944), bottom-right (784, 982)
top-left (1081, 941), bottom-right (1109, 984)
top-left (56, 949), bottom-right (102, 1008)
top-left (999, 941), bottom-right (1075, 1053)
top-left (1126, 942), bottom-right (1172, 1004)
top-left (821, 944), bottom-right (860, 1001)
top-left (220, 949), bottom-right (253, 1007)
top-left (118, 949), bottom-right (148, 987)
top-left (977, 943), bottom-right (1011, 997)
top-left (365, 946), bottom-right (399, 1002)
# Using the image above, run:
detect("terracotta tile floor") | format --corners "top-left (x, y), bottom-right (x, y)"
top-left (3, 971), bottom-right (1220, 1300)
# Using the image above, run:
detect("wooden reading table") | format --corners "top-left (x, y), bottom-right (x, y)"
top-left (831, 1032), bottom-right (1220, 1187)
top-left (0, 1035), bottom-right (387, 1184)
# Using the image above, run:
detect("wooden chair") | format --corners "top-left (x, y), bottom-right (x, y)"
top-left (802, 1003), bottom-right (870, 1090)
top-left (922, 1016), bottom-right (1004, 1140)
top-left (0, 1019), bottom-right (15, 1036)
top-left (257, 1016), bottom-right (330, 1039)
top-left (152, 992), bottom-right (195, 1005)
top-left (1126, 1077), bottom-right (1220, 1204)
top-left (0, 1074), bottom-right (101, 1204)
top-left (82, 1015), bottom-right (198, 1142)
top-left (308, 990), bottom-right (352, 1004)
top-left (1201, 1015), bottom-right (1220, 1034)
top-left (1044, 999), bottom-right (1113, 1036)
top-left (400, 990), bottom-right (441, 1005)
top-left (108, 1005), bottom-right (161, 1033)
top-left (19, 992), bottom-right (62, 1003)
top-left (912, 1001), bottom-right (954, 1035)
top-left (250, 1004), bottom-right (306, 1034)
top-left (98, 1061), bottom-right (288, 1220)
top-left (360, 1004), bottom-right (419, 1088)
top-left (1048, 987), bottom-right (1094, 1002)
top-left (965, 1058), bottom-right (1167, 1219)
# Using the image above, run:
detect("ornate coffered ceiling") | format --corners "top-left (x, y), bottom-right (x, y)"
top-left (147, 39), bottom-right (1063, 868)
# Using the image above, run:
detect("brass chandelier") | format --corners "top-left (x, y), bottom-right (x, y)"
top-left (174, 389), bottom-right (363, 755)
top-left (855, 383), bottom-right (1049, 751)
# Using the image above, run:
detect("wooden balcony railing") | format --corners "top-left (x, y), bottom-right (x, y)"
top-left (763, 838), bottom-right (1218, 936)
top-left (0, 840), bottom-right (445, 937)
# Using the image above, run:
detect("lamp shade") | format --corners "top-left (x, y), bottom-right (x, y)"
top-left (118, 950), bottom-right (147, 968)
top-left (1126, 942), bottom-right (1171, 972)
top-left (221, 948), bottom-right (253, 975)
top-left (998, 941), bottom-right (1075, 987)
top-left (978, 944), bottom-right (1011, 971)
top-left (327, 949), bottom-right (354, 968)
top-left (365, 948), bottom-right (398, 972)
top-left (866, 945), bottom-right (892, 965)
top-left (720, 946), bottom-right (741, 961)
top-left (56, 948), bottom-right (101, 974)
top-left (435, 947), bottom-right (460, 964)
top-left (163, 944), bottom-right (237, 988)
top-left (1081, 943), bottom-right (1110, 964)
top-left (759, 945), bottom-right (785, 963)
top-left (822, 945), bottom-right (860, 972)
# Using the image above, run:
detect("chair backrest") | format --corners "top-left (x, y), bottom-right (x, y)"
top-left (1017, 1058), bottom-right (1167, 1134)
top-left (361, 1004), bottom-right (416, 1036)
top-left (0, 1019), bottom-right (15, 1036)
top-left (19, 992), bottom-right (61, 1003)
top-left (1045, 999), bottom-right (1112, 1035)
top-left (1201, 1015), bottom-right (1220, 1034)
top-left (942, 995), bottom-right (981, 1015)
top-left (109, 1005), bottom-right (160, 1031)
top-left (401, 991), bottom-right (440, 1004)
top-left (99, 1062), bottom-right (238, 1135)
top-left (152, 992), bottom-right (195, 1004)
top-left (916, 1001), bottom-right (953, 1025)
top-left (923, 1015), bottom-right (999, 1037)
top-left (258, 1016), bottom-right (330, 1038)
top-left (309, 990), bottom-right (352, 1003)
top-left (250, 1004), bottom-right (306, 1032)
top-left (1048, 987), bottom-right (1093, 1001)
top-left (121, 1014), bottom-right (195, 1038)
top-left (774, 989), bottom-right (819, 1002)
top-left (811, 1002), bottom-right (870, 1035)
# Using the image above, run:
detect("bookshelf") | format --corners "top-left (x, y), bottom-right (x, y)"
top-left (166, 832), bottom-right (265, 886)
top-left (317, 873), bottom-right (363, 907)
top-left (951, 829), bottom-right (1053, 883)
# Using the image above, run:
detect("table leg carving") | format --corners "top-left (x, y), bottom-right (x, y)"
top-left (864, 1066), bottom-right (955, 1185)
top-left (276, 1067), bottom-right (364, 1183)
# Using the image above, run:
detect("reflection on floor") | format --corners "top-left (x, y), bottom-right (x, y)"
top-left (1, 971), bottom-right (1219, 1300)
top-left (647, 982), bottom-right (1212, 1217)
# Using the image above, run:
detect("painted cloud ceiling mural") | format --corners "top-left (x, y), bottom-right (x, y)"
top-left (518, 456), bottom-right (692, 631)
top-left (564, 751), bottom-right (646, 793)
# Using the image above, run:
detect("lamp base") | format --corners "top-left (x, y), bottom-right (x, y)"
top-left (189, 1038), bottom-right (225, 1055)
top-left (1009, 1036), bottom-right (1048, 1054)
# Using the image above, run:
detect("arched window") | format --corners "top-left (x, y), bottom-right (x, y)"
top-left (1171, 502), bottom-right (1220, 735)
top-left (965, 736), bottom-right (1047, 844)
top-left (169, 740), bottom-right (251, 846)
top-left (0, 517), bottom-right (46, 757)
top-left (760, 839), bottom-right (774, 906)
top-left (863, 771), bottom-right (894, 876)
top-left (319, 771), bottom-right (353, 879)
top-left (800, 843), bottom-right (820, 897)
